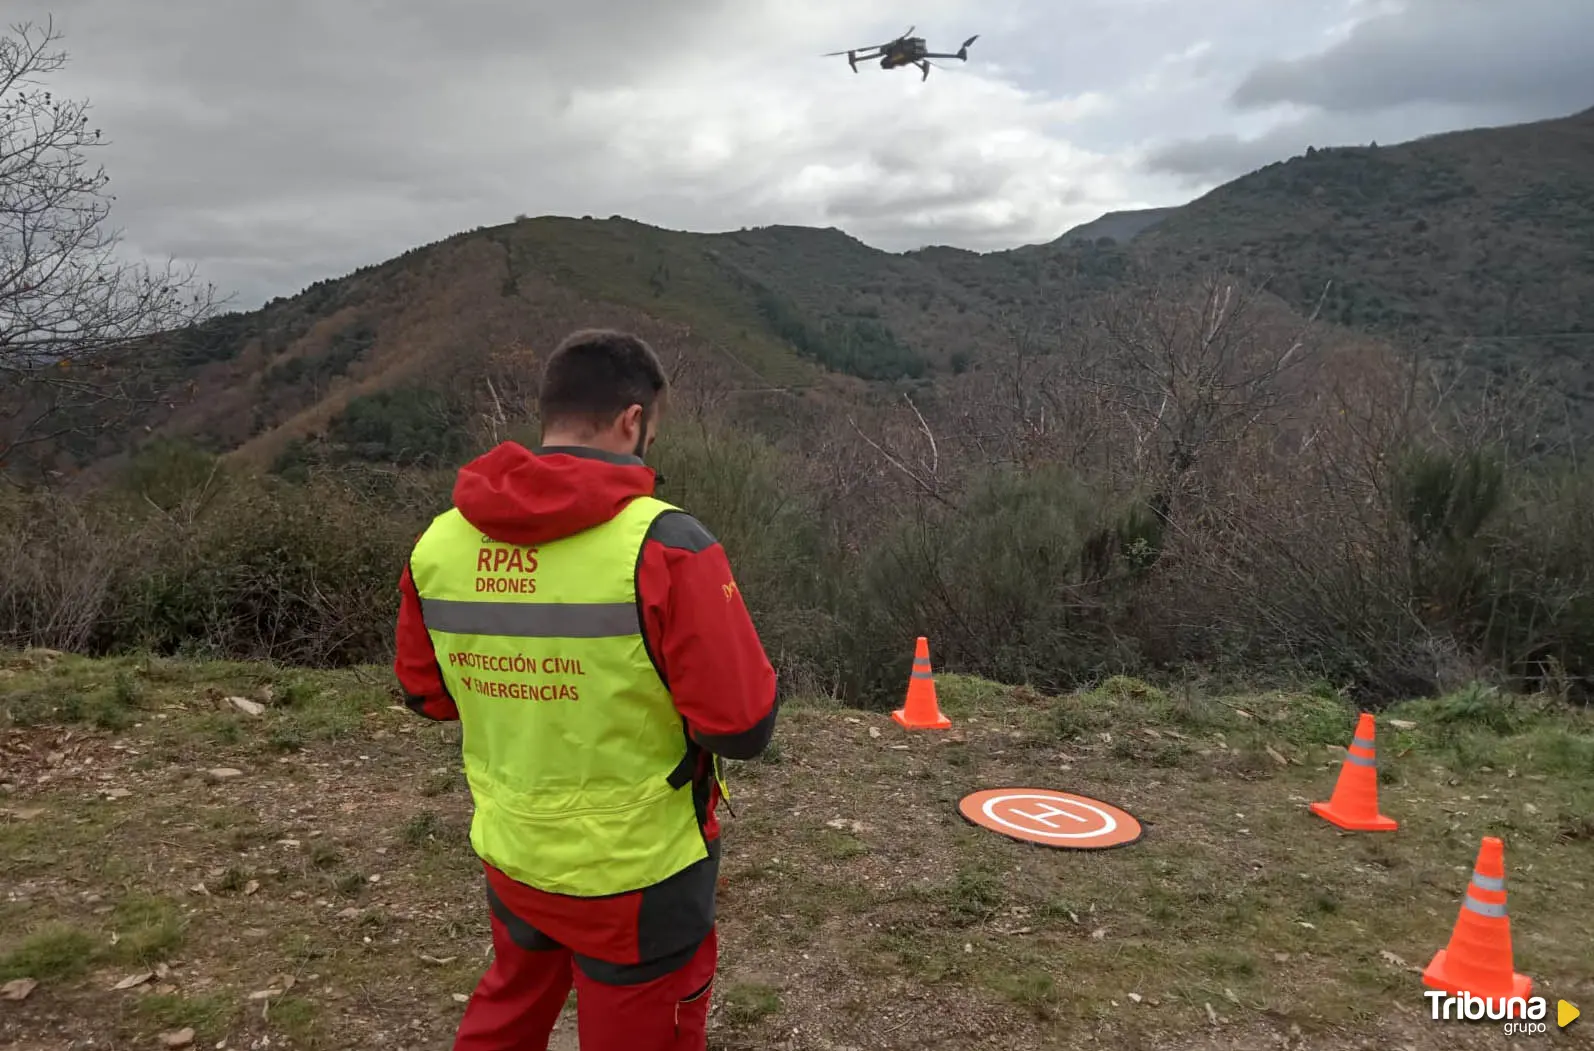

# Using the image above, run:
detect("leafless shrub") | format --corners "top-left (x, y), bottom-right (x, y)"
top-left (1074, 271), bottom-right (1330, 504)
top-left (0, 487), bottom-right (129, 650)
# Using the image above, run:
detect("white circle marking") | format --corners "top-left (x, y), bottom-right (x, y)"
top-left (978, 793), bottom-right (1120, 840)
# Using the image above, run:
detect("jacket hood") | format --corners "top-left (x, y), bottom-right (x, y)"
top-left (451, 441), bottom-right (658, 546)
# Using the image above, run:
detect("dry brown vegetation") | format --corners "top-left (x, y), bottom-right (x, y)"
top-left (817, 274), bottom-right (1593, 702)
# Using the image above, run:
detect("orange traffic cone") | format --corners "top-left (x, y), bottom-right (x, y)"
top-left (1423, 836), bottom-right (1532, 1005)
top-left (892, 636), bottom-right (950, 730)
top-left (1310, 712), bottom-right (1397, 831)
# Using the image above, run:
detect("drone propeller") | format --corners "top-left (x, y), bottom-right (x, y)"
top-left (866, 25), bottom-right (914, 49)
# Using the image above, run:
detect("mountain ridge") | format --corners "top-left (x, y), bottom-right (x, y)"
top-left (16, 103), bottom-right (1594, 481)
top-left (1051, 206), bottom-right (1179, 244)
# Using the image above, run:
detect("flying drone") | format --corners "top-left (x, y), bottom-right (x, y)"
top-left (824, 27), bottom-right (979, 81)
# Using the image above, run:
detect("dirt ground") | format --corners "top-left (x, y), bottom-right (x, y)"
top-left (2, 651), bottom-right (1591, 1049)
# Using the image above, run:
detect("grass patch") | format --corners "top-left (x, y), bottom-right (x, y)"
top-left (110, 893), bottom-right (187, 964)
top-left (264, 995), bottom-right (319, 1041)
top-left (940, 866), bottom-right (1005, 925)
top-left (0, 650), bottom-right (391, 749)
top-left (402, 811), bottom-right (447, 847)
top-left (931, 674), bottom-right (1015, 718)
top-left (1385, 683), bottom-right (1594, 779)
top-left (986, 966), bottom-right (1058, 1017)
top-left (814, 828), bottom-right (868, 860)
top-left (334, 871), bottom-right (368, 896)
top-left (273, 683), bottom-right (389, 743)
top-left (1, 670), bottom-right (145, 729)
top-left (308, 840), bottom-right (342, 868)
top-left (0, 897), bottom-right (185, 984)
top-left (419, 769), bottom-right (459, 795)
top-left (0, 922), bottom-right (97, 981)
top-left (720, 982), bottom-right (782, 1025)
top-left (133, 991), bottom-right (239, 1042)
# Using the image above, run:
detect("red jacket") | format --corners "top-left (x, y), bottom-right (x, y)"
top-left (394, 442), bottom-right (777, 973)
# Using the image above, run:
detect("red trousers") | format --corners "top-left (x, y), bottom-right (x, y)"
top-left (454, 913), bottom-right (717, 1050)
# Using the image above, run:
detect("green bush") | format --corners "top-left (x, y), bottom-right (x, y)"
top-left (837, 464), bottom-right (1133, 701)
top-left (647, 420), bottom-right (842, 695)
top-left (751, 286), bottom-right (928, 380)
top-left (262, 320), bottom-right (373, 390)
top-left (123, 438), bottom-right (226, 511)
top-left (1471, 465), bottom-right (1594, 687)
top-left (106, 473), bottom-right (412, 664)
top-left (0, 454), bottom-right (418, 666)
top-left (329, 385), bottom-right (469, 466)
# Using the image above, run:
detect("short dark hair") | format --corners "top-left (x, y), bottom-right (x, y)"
top-left (537, 328), bottom-right (667, 433)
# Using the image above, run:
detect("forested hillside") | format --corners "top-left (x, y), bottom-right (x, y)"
top-left (1138, 105), bottom-right (1594, 434)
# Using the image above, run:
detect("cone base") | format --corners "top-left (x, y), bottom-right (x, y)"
top-left (892, 708), bottom-right (950, 730)
top-left (1422, 948), bottom-right (1533, 1005)
top-left (1309, 800), bottom-right (1398, 831)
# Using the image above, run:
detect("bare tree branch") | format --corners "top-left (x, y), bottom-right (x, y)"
top-left (1076, 270), bottom-right (1331, 505)
top-left (846, 407), bottom-right (958, 510)
top-left (903, 391), bottom-right (937, 475)
top-left (0, 17), bottom-right (220, 474)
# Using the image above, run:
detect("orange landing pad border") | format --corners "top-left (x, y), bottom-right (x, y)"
top-left (958, 788), bottom-right (1144, 849)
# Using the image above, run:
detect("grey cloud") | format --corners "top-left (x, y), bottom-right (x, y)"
top-left (1232, 0), bottom-right (1594, 115)
top-left (7, 0), bottom-right (1410, 307)
top-left (44, 0), bottom-right (738, 92)
top-left (7, 0), bottom-right (759, 306)
top-left (1141, 1), bottom-right (1594, 187)
top-left (1141, 100), bottom-right (1396, 182)
top-left (1139, 100), bottom-right (1547, 184)
top-left (824, 167), bottom-right (1012, 223)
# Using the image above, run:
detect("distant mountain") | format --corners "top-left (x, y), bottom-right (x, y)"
top-left (16, 106), bottom-right (1594, 480)
top-left (1136, 106), bottom-right (1594, 433)
top-left (1052, 207), bottom-right (1179, 244)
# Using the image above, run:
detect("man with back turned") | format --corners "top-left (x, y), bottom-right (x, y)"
top-left (394, 328), bottom-right (779, 1049)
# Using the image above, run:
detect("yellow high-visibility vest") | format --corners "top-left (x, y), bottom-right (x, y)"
top-left (408, 495), bottom-right (708, 896)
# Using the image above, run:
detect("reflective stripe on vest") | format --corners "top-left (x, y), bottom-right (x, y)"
top-left (409, 495), bottom-right (707, 897)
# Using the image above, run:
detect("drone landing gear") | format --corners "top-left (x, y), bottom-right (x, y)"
top-left (919, 60), bottom-right (930, 80)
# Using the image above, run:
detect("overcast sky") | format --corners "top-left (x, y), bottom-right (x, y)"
top-left (8, 0), bottom-right (1592, 310)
